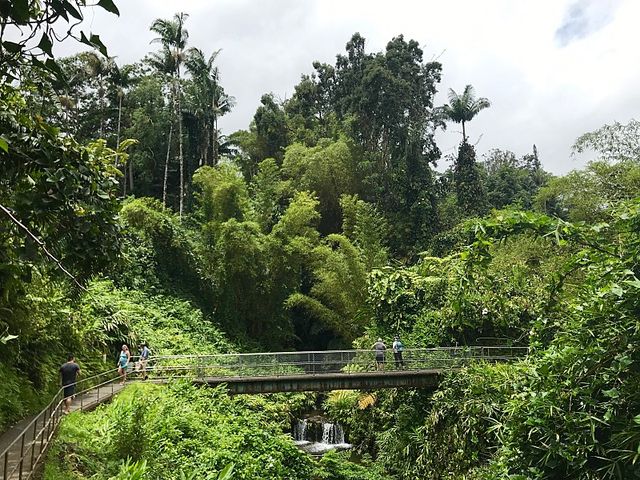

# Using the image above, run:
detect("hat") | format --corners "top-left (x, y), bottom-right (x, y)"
top-left (377, 338), bottom-right (383, 342)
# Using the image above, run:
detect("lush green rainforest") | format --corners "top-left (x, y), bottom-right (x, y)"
top-left (2, 2), bottom-right (640, 479)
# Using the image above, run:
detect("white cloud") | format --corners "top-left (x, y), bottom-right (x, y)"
top-left (51, 0), bottom-right (640, 174)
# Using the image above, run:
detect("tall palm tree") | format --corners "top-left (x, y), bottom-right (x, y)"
top-left (185, 48), bottom-right (234, 165)
top-left (148, 45), bottom-right (175, 206)
top-left (150, 12), bottom-right (189, 217)
top-left (211, 87), bottom-right (234, 164)
top-left (441, 84), bottom-right (490, 142)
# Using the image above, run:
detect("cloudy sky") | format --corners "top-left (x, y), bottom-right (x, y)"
top-left (56, 0), bottom-right (639, 174)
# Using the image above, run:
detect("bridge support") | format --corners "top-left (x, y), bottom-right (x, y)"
top-left (194, 370), bottom-right (444, 394)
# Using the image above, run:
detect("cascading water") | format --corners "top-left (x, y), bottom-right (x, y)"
top-left (292, 416), bottom-right (351, 455)
top-left (293, 419), bottom-right (308, 441)
top-left (322, 423), bottom-right (345, 445)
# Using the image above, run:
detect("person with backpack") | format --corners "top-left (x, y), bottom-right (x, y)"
top-left (392, 336), bottom-right (405, 369)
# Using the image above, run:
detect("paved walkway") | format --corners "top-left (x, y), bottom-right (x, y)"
top-left (0, 382), bottom-right (126, 480)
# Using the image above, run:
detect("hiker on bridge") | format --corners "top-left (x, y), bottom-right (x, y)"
top-left (60, 355), bottom-right (80, 414)
top-left (117, 344), bottom-right (130, 385)
top-left (372, 338), bottom-right (386, 371)
top-left (392, 336), bottom-right (405, 369)
top-left (137, 342), bottom-right (150, 380)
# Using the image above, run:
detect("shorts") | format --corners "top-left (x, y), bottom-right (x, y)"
top-left (376, 355), bottom-right (385, 363)
top-left (63, 385), bottom-right (75, 399)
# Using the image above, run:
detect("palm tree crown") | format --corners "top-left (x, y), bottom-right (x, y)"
top-left (185, 47), bottom-right (235, 165)
top-left (150, 13), bottom-right (189, 77)
top-left (442, 84), bottom-right (490, 142)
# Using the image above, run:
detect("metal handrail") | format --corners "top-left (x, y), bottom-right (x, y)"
top-left (145, 346), bottom-right (529, 379)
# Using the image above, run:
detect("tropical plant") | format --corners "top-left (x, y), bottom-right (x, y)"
top-left (572, 118), bottom-right (640, 163)
top-left (441, 84), bottom-right (490, 141)
top-left (0, 0), bottom-right (119, 82)
top-left (45, 383), bottom-right (314, 479)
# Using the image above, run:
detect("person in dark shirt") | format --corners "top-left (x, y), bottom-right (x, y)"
top-left (59, 355), bottom-right (81, 414)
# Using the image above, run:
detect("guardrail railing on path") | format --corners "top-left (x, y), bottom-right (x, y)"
top-left (0, 368), bottom-right (122, 480)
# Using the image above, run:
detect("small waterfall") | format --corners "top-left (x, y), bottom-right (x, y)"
top-left (293, 419), bottom-right (308, 441)
top-left (321, 423), bottom-right (345, 445)
top-left (292, 416), bottom-right (350, 455)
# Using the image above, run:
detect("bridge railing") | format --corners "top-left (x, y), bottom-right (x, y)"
top-left (145, 346), bottom-right (529, 380)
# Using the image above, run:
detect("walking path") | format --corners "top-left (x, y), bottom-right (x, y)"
top-left (0, 380), bottom-right (125, 480)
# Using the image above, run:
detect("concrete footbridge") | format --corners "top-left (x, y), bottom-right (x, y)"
top-left (0, 346), bottom-right (526, 480)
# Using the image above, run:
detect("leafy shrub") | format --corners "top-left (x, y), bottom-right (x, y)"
top-left (75, 280), bottom-right (234, 356)
top-left (324, 390), bottom-right (359, 421)
top-left (313, 450), bottom-right (392, 480)
top-left (45, 383), bottom-right (315, 480)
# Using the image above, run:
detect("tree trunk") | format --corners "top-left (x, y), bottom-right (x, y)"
top-left (116, 94), bottom-right (124, 195)
top-left (129, 151), bottom-right (134, 193)
top-left (123, 161), bottom-right (127, 196)
top-left (74, 93), bottom-right (79, 135)
top-left (462, 121), bottom-right (466, 143)
top-left (98, 82), bottom-right (105, 138)
top-left (212, 114), bottom-right (218, 165)
top-left (176, 78), bottom-right (185, 219)
top-left (162, 119), bottom-right (174, 208)
top-left (162, 83), bottom-right (175, 208)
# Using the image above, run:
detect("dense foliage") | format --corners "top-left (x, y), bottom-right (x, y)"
top-left (44, 383), bottom-right (315, 480)
top-left (1, 2), bottom-right (639, 479)
top-left (339, 201), bottom-right (640, 479)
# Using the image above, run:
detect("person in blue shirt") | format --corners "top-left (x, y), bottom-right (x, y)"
top-left (117, 344), bottom-right (130, 385)
top-left (138, 343), bottom-right (150, 380)
top-left (392, 336), bottom-right (405, 369)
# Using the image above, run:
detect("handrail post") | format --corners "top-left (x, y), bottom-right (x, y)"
top-left (38, 414), bottom-right (45, 455)
top-left (18, 431), bottom-right (25, 480)
top-left (30, 417), bottom-right (37, 472)
top-left (3, 449), bottom-right (8, 480)
top-left (44, 405), bottom-right (51, 443)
